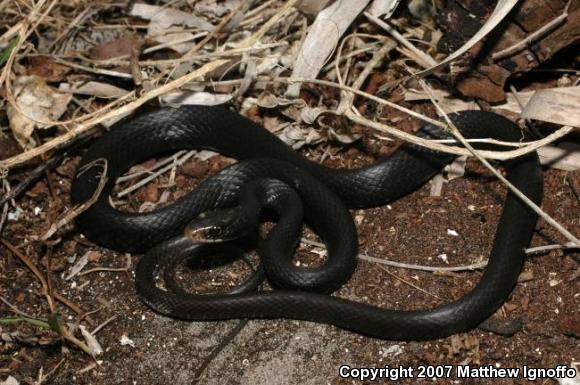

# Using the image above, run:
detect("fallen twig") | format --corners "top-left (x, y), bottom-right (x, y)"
top-left (35, 357), bottom-right (66, 385)
top-left (0, 245), bottom-right (94, 355)
top-left (117, 150), bottom-right (187, 183)
top-left (78, 254), bottom-right (131, 276)
top-left (0, 0), bottom-right (58, 88)
top-left (301, 238), bottom-right (487, 272)
top-left (0, 135), bottom-right (94, 207)
top-left (91, 315), bottom-right (117, 336)
top-left (0, 295), bottom-right (46, 322)
top-left (182, 0), bottom-right (249, 59)
top-left (414, 0), bottom-right (519, 77)
top-left (378, 265), bottom-right (441, 299)
top-left (364, 12), bottom-right (437, 69)
top-left (0, 179), bottom-right (10, 238)
top-left (0, 238), bottom-right (94, 325)
top-left (41, 158), bottom-right (108, 241)
top-left (282, 77), bottom-right (574, 160)
top-left (525, 242), bottom-right (579, 255)
top-left (116, 151), bottom-right (195, 198)
top-left (0, 60), bottom-right (229, 171)
top-left (0, 238), bottom-right (56, 311)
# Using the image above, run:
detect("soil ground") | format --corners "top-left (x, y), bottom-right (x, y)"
top-left (0, 143), bottom-right (579, 385)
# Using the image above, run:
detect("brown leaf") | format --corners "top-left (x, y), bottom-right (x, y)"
top-left (140, 183), bottom-right (159, 203)
top-left (7, 75), bottom-right (72, 150)
top-left (456, 74), bottom-right (507, 103)
top-left (89, 35), bottom-right (144, 61)
top-left (296, 0), bottom-right (334, 15)
top-left (180, 161), bottom-right (208, 178)
top-left (87, 250), bottom-right (102, 263)
top-left (27, 56), bottom-right (71, 82)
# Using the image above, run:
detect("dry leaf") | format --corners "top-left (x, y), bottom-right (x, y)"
top-left (159, 91), bottom-right (232, 106)
top-left (404, 89), bottom-right (478, 113)
top-left (430, 174), bottom-right (446, 197)
top-left (279, 124), bottom-right (324, 149)
top-left (79, 325), bottom-right (103, 355)
top-left (130, 4), bottom-right (214, 31)
top-left (446, 155), bottom-right (467, 181)
top-left (59, 81), bottom-right (129, 99)
top-left (0, 376), bottom-right (19, 385)
top-left (7, 76), bottom-right (71, 150)
top-left (89, 35), bottom-right (143, 60)
top-left (130, 3), bottom-right (214, 53)
top-left (148, 30), bottom-right (197, 54)
top-left (492, 90), bottom-right (536, 114)
top-left (297, 0), bottom-right (334, 15)
top-left (438, 0), bottom-right (578, 102)
top-left (26, 56), bottom-right (71, 82)
top-left (368, 0), bottom-right (402, 18)
top-left (537, 143), bottom-right (580, 171)
top-left (65, 251), bottom-right (90, 280)
top-left (429, 156), bottom-right (467, 196)
top-left (286, 0), bottom-right (371, 97)
top-left (193, 0), bottom-right (242, 18)
top-left (521, 86), bottom-right (580, 127)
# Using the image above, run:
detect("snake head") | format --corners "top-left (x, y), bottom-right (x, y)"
top-left (184, 207), bottom-right (248, 243)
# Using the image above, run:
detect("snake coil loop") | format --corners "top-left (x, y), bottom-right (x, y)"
top-left (72, 106), bottom-right (542, 340)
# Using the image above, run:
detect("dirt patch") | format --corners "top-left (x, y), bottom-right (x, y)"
top-left (1, 148), bottom-right (578, 385)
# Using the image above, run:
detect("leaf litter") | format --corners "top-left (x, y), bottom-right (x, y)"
top-left (0, 0), bottom-right (578, 383)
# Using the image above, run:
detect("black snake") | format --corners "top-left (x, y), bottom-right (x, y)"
top-left (71, 106), bottom-right (543, 340)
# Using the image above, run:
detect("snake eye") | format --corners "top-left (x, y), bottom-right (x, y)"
top-left (206, 226), bottom-right (224, 240)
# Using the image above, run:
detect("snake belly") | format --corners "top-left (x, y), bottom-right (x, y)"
top-left (71, 106), bottom-right (543, 340)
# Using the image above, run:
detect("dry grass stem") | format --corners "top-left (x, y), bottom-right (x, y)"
top-left (0, 60), bottom-right (228, 171)
top-left (301, 238), bottom-right (487, 272)
top-left (378, 265), bottom-right (441, 299)
top-left (78, 255), bottom-right (132, 276)
top-left (41, 159), bottom-right (109, 241)
top-left (116, 150), bottom-right (196, 197)
top-left (364, 12), bottom-right (437, 69)
top-left (283, 77), bottom-right (574, 160)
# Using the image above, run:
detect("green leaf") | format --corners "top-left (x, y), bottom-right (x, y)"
top-left (0, 315), bottom-right (51, 329)
top-left (0, 37), bottom-right (18, 68)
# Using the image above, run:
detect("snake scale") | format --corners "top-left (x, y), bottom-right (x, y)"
top-left (71, 106), bottom-right (542, 340)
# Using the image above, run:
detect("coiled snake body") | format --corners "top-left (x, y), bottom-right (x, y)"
top-left (71, 106), bottom-right (542, 340)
